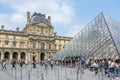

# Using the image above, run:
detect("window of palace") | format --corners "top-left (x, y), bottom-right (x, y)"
top-left (13, 41), bottom-right (16, 48)
top-left (13, 36), bottom-right (16, 39)
top-left (54, 44), bottom-right (57, 50)
top-left (41, 28), bottom-right (44, 34)
top-left (20, 42), bottom-right (24, 48)
top-left (33, 41), bottom-right (36, 48)
top-left (32, 27), bottom-right (36, 33)
top-left (64, 40), bottom-right (66, 43)
top-left (45, 29), bottom-right (47, 34)
top-left (59, 44), bottom-right (61, 50)
top-left (6, 35), bottom-right (9, 39)
top-left (4, 41), bottom-right (9, 47)
top-left (49, 43), bottom-right (51, 49)
top-left (41, 42), bottom-right (45, 50)
top-left (59, 40), bottom-right (61, 43)
top-left (48, 29), bottom-right (51, 35)
top-left (37, 30), bottom-right (39, 32)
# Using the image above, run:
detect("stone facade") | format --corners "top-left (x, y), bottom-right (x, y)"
top-left (0, 12), bottom-right (72, 62)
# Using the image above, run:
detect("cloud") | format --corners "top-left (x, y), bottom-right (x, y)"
top-left (0, 0), bottom-right (75, 31)
top-left (66, 25), bottom-right (84, 37)
top-left (0, 13), bottom-right (25, 30)
top-left (0, 14), bottom-right (10, 23)
top-left (10, 14), bottom-right (25, 24)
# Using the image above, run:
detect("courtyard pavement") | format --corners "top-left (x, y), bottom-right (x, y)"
top-left (0, 64), bottom-right (119, 80)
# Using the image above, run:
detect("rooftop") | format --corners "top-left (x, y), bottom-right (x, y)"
top-left (31, 12), bottom-right (52, 26)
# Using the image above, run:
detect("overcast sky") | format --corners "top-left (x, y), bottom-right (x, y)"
top-left (0, 0), bottom-right (120, 37)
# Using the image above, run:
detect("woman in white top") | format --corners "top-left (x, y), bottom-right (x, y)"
top-left (93, 60), bottom-right (98, 76)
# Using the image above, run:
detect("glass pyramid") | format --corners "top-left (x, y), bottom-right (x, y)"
top-left (52, 12), bottom-right (120, 60)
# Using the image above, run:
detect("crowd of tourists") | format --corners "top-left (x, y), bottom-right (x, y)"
top-left (35, 57), bottom-right (120, 79)
top-left (0, 59), bottom-right (54, 70)
top-left (0, 60), bottom-right (30, 70)
top-left (61, 58), bottom-right (120, 79)
top-left (37, 58), bottom-right (120, 79)
top-left (0, 58), bottom-right (120, 79)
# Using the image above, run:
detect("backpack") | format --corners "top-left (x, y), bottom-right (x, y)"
top-left (81, 60), bottom-right (85, 65)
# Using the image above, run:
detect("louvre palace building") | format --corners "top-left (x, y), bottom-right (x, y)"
top-left (0, 12), bottom-right (71, 62)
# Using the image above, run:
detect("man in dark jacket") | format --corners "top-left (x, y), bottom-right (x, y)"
top-left (103, 59), bottom-right (109, 75)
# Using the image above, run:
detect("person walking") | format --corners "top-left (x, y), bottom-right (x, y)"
top-left (0, 60), bottom-right (3, 70)
top-left (50, 60), bottom-right (54, 69)
top-left (12, 60), bottom-right (16, 69)
top-left (19, 60), bottom-right (23, 68)
top-left (93, 60), bottom-right (98, 76)
top-left (32, 60), bottom-right (36, 68)
top-left (103, 59), bottom-right (109, 76)
top-left (45, 61), bottom-right (48, 70)
top-left (2, 60), bottom-right (7, 70)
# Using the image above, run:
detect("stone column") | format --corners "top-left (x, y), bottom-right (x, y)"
top-left (40, 53), bottom-right (41, 60)
top-left (47, 42), bottom-right (49, 50)
top-left (27, 51), bottom-right (32, 61)
top-left (1, 52), bottom-right (4, 60)
top-left (9, 41), bottom-right (13, 48)
top-left (36, 52), bottom-right (38, 61)
top-left (25, 52), bottom-right (28, 61)
top-left (38, 52), bottom-right (40, 61)
top-left (18, 52), bottom-right (21, 61)
top-left (10, 52), bottom-right (13, 61)
top-left (36, 41), bottom-right (39, 49)
top-left (45, 52), bottom-right (48, 60)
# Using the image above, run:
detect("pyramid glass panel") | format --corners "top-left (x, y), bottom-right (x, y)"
top-left (52, 12), bottom-right (120, 60)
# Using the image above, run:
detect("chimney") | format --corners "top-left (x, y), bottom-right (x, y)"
top-left (1, 25), bottom-right (4, 30)
top-left (48, 16), bottom-right (51, 22)
top-left (27, 12), bottom-right (31, 22)
top-left (16, 27), bottom-right (19, 32)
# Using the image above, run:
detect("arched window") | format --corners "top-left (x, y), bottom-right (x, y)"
top-left (20, 52), bottom-right (26, 60)
top-left (4, 52), bottom-right (10, 59)
top-left (41, 42), bottom-right (45, 50)
top-left (13, 52), bottom-right (18, 60)
top-left (40, 53), bottom-right (45, 60)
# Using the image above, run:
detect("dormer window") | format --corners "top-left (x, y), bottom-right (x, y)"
top-left (41, 28), bottom-right (44, 34)
top-left (32, 28), bottom-right (36, 33)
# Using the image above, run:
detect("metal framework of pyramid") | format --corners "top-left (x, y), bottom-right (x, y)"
top-left (52, 12), bottom-right (120, 60)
